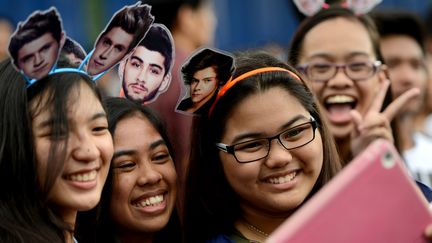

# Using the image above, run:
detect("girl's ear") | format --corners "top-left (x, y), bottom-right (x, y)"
top-left (378, 63), bottom-right (390, 84)
top-left (347, 0), bottom-right (382, 15)
top-left (293, 0), bottom-right (325, 16)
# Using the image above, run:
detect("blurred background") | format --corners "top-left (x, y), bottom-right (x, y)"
top-left (0, 0), bottom-right (429, 57)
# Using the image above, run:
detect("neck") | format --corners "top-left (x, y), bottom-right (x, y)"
top-left (52, 206), bottom-right (77, 242)
top-left (397, 115), bottom-right (415, 150)
top-left (117, 231), bottom-right (154, 243)
top-left (235, 208), bottom-right (289, 242)
top-left (414, 111), bottom-right (428, 133)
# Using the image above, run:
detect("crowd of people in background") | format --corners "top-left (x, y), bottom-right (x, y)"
top-left (1, 0), bottom-right (432, 242)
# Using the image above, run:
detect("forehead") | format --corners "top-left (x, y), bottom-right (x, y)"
top-left (17, 32), bottom-right (57, 56)
top-left (223, 87), bottom-right (309, 136)
top-left (114, 115), bottom-right (160, 146)
top-left (193, 66), bottom-right (216, 79)
top-left (132, 46), bottom-right (166, 67)
top-left (30, 80), bottom-right (101, 120)
top-left (380, 35), bottom-right (424, 59)
top-left (300, 17), bottom-right (375, 61)
top-left (100, 27), bottom-right (134, 45)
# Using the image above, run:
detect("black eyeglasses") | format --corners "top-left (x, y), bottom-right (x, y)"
top-left (297, 60), bottom-right (381, 83)
top-left (215, 117), bottom-right (318, 163)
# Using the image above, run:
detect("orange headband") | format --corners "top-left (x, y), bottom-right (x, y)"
top-left (208, 67), bottom-right (301, 116)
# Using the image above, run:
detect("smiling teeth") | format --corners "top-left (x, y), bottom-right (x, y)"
top-left (68, 170), bottom-right (97, 182)
top-left (268, 172), bottom-right (297, 184)
top-left (136, 195), bottom-right (164, 207)
top-left (326, 95), bottom-right (354, 104)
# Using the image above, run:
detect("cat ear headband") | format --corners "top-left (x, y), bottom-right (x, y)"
top-left (293, 0), bottom-right (382, 16)
top-left (8, 1), bottom-right (154, 88)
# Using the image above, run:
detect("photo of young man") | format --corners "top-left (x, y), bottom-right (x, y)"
top-left (8, 7), bottom-right (65, 80)
top-left (86, 2), bottom-right (154, 76)
top-left (120, 24), bottom-right (174, 105)
top-left (176, 48), bottom-right (234, 115)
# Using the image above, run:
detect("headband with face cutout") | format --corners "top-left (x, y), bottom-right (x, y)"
top-left (8, 1), bottom-right (154, 88)
top-left (293, 0), bottom-right (382, 16)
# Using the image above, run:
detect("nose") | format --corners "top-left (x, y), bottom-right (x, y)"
top-left (264, 139), bottom-right (292, 168)
top-left (34, 52), bottom-right (44, 67)
top-left (326, 66), bottom-right (354, 88)
top-left (71, 133), bottom-right (100, 162)
top-left (136, 67), bottom-right (147, 84)
top-left (100, 46), bottom-right (113, 60)
top-left (192, 80), bottom-right (203, 91)
top-left (391, 63), bottom-right (424, 89)
top-left (137, 162), bottom-right (163, 186)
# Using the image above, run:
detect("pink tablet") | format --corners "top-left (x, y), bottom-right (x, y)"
top-left (267, 139), bottom-right (432, 243)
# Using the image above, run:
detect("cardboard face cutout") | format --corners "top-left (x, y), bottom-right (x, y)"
top-left (8, 7), bottom-right (65, 83)
top-left (84, 1), bottom-right (154, 78)
top-left (119, 23), bottom-right (174, 105)
top-left (8, 1), bottom-right (154, 87)
top-left (175, 48), bottom-right (234, 116)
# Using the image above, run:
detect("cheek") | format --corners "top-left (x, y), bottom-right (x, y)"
top-left (100, 135), bottom-right (114, 162)
top-left (310, 82), bottom-right (324, 97)
top-left (304, 133), bottom-right (324, 173)
top-left (357, 79), bottom-right (380, 107)
top-left (220, 154), bottom-right (257, 190)
top-left (161, 162), bottom-right (178, 190)
top-left (34, 138), bottom-right (58, 185)
top-left (110, 174), bottom-right (134, 210)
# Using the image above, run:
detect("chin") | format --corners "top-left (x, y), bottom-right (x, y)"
top-left (76, 195), bottom-right (102, 211)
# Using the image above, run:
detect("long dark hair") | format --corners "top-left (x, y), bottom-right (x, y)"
top-left (0, 59), bottom-right (103, 242)
top-left (183, 51), bottom-right (342, 242)
top-left (76, 97), bottom-right (181, 243)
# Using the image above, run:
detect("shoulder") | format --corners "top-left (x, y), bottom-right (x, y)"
top-left (206, 234), bottom-right (236, 243)
top-left (177, 97), bottom-right (192, 110)
top-left (415, 180), bottom-right (432, 203)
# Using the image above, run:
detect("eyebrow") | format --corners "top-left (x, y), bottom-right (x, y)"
top-left (150, 139), bottom-right (166, 150)
top-left (308, 52), bottom-right (371, 61)
top-left (112, 139), bottom-right (166, 160)
top-left (112, 149), bottom-right (135, 160)
top-left (39, 41), bottom-right (53, 51)
top-left (131, 56), bottom-right (164, 70)
top-left (36, 112), bottom-right (107, 130)
top-left (230, 114), bottom-right (309, 144)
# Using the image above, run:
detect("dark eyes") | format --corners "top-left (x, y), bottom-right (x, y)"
top-left (114, 161), bottom-right (136, 170)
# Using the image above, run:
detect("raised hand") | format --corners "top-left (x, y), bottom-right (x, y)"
top-left (349, 79), bottom-right (420, 157)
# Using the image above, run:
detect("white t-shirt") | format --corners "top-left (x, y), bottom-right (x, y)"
top-left (425, 114), bottom-right (432, 137)
top-left (403, 132), bottom-right (432, 187)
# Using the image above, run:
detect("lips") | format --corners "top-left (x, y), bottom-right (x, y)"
top-left (63, 168), bottom-right (100, 190)
top-left (130, 83), bottom-right (148, 93)
top-left (262, 170), bottom-right (299, 184)
top-left (323, 94), bottom-right (357, 123)
top-left (132, 194), bottom-right (165, 208)
top-left (32, 63), bottom-right (49, 75)
top-left (131, 191), bottom-right (168, 214)
top-left (93, 59), bottom-right (104, 67)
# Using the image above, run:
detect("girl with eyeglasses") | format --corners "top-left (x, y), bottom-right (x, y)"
top-left (183, 51), bottom-right (342, 242)
top-left (288, 6), bottom-right (420, 165)
top-left (0, 59), bottom-right (113, 243)
top-left (288, 5), bottom-right (432, 203)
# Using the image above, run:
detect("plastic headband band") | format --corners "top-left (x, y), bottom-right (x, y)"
top-left (208, 67), bottom-right (301, 116)
top-left (24, 65), bottom-right (101, 88)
